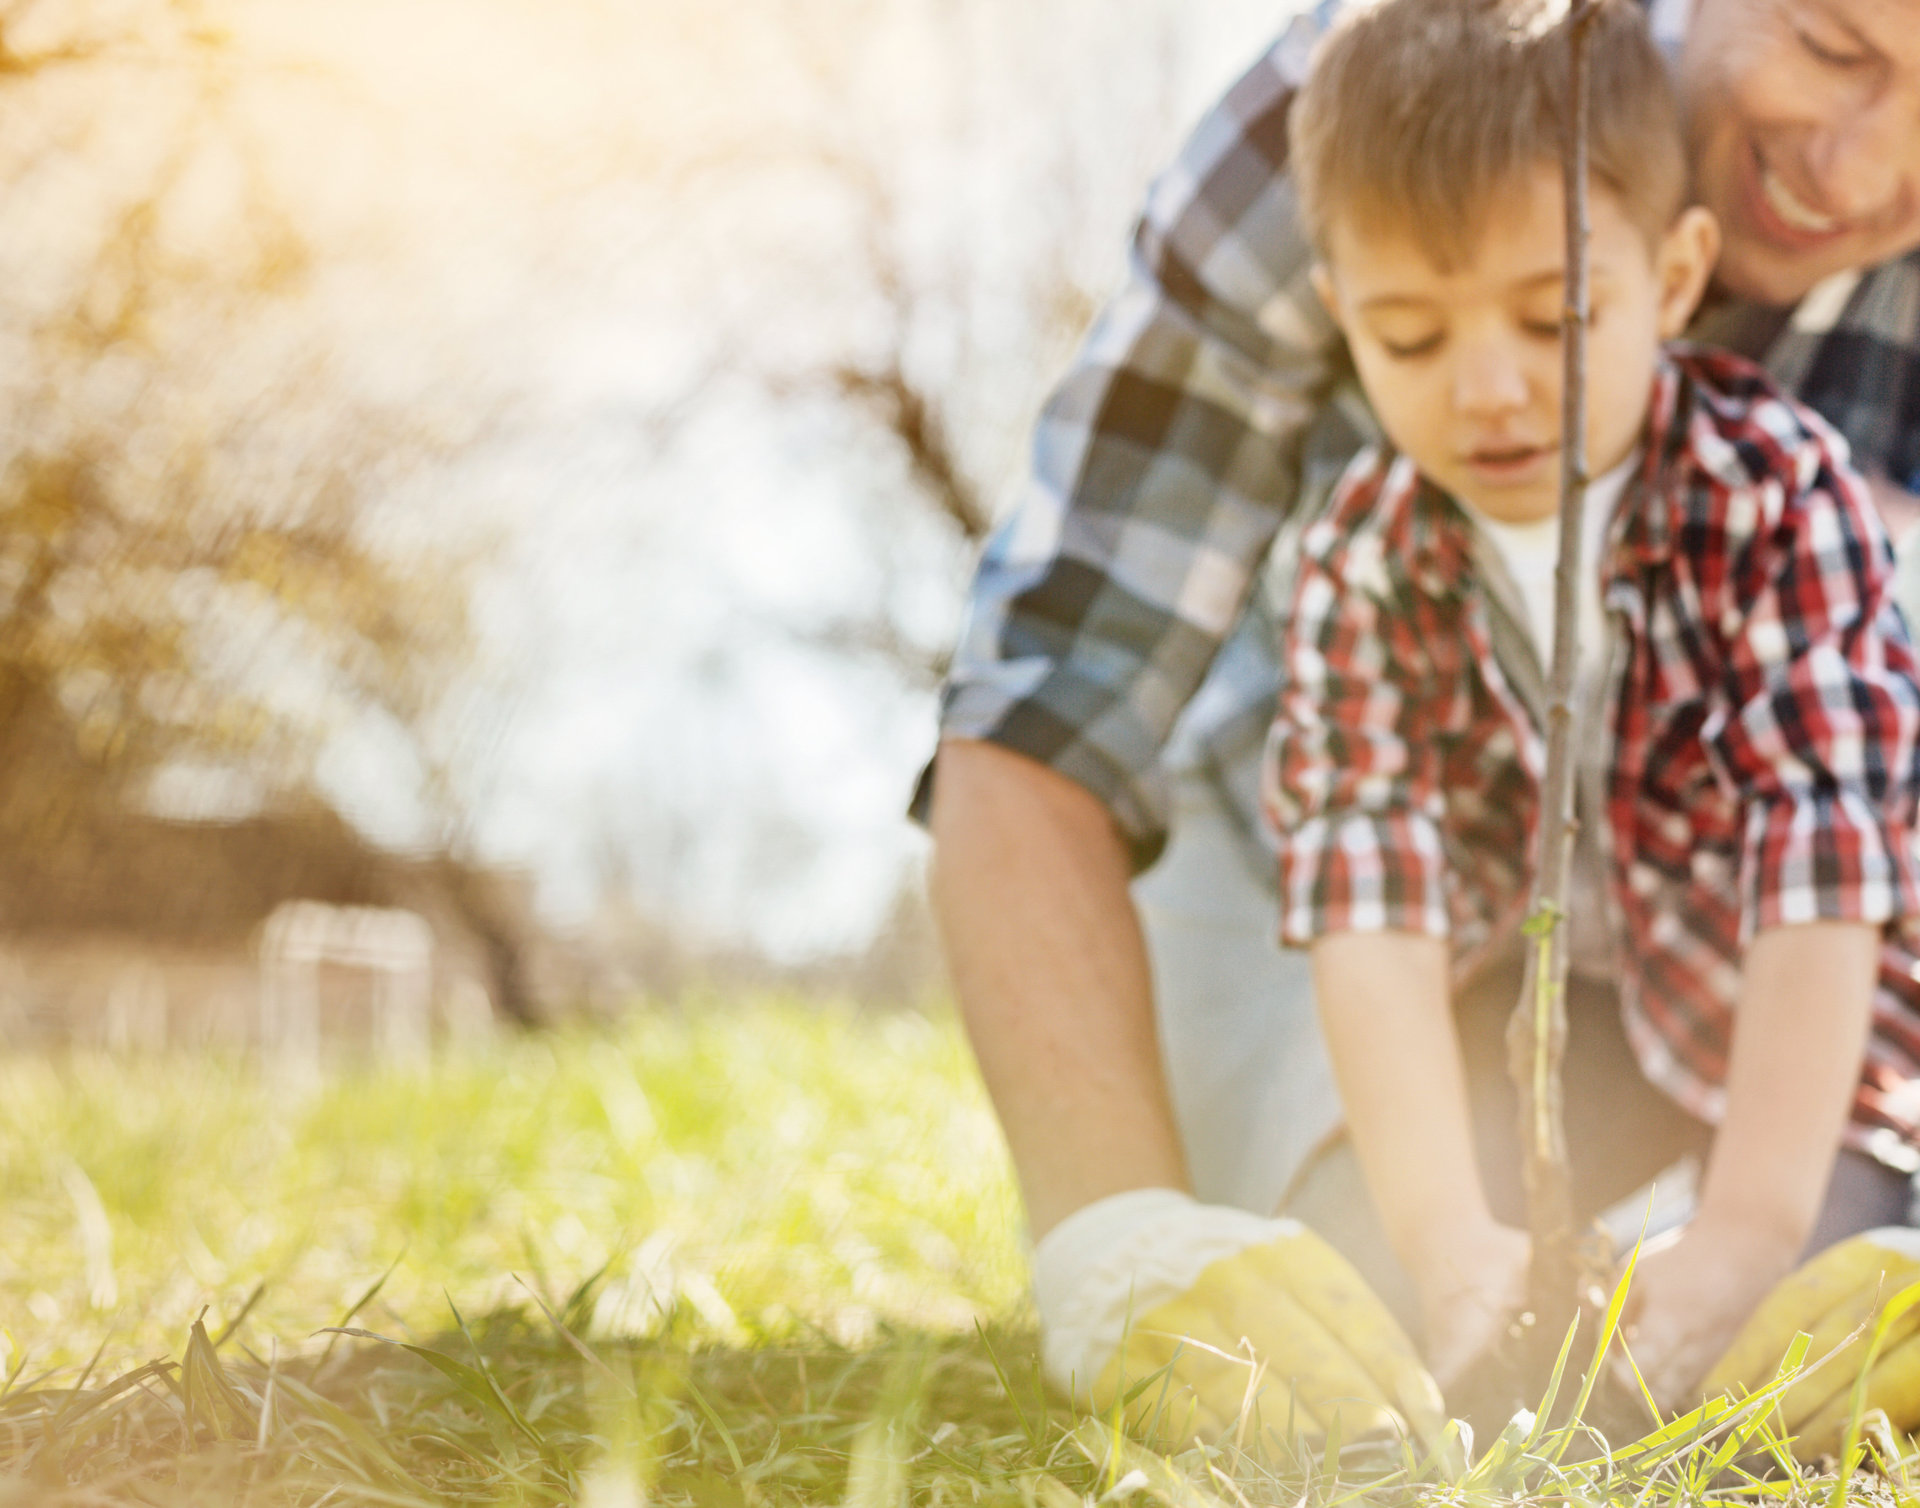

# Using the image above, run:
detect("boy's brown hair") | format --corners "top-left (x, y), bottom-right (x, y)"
top-left (1290, 0), bottom-right (1686, 269)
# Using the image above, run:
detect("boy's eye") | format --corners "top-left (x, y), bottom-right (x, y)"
top-left (1795, 23), bottom-right (1868, 66)
top-left (1522, 318), bottom-right (1563, 341)
top-left (1377, 332), bottom-right (1443, 359)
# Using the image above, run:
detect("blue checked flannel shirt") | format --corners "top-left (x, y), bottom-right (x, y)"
top-left (921, 0), bottom-right (1920, 877)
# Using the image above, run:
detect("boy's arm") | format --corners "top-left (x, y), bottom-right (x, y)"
top-left (1627, 920), bottom-right (1880, 1405)
top-left (1269, 458), bottom-right (1527, 1384)
top-left (1312, 931), bottom-right (1530, 1386)
top-left (1633, 380), bottom-right (1920, 1404)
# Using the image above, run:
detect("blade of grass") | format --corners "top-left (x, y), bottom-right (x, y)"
top-left (1610, 1393), bottom-right (1736, 1470)
top-left (1235, 1351), bottom-right (1270, 1464)
top-left (1411, 1417), bottom-right (1471, 1484)
top-left (260, 1371), bottom-right (441, 1497)
top-left (42, 1333), bottom-right (117, 1446)
top-left (1326, 1463), bottom-right (1411, 1508)
top-left (1461, 1406), bottom-right (1538, 1491)
top-left (975, 1320), bottom-right (1048, 1456)
top-left (212, 1281), bottom-right (267, 1350)
top-left (1545, 1228), bottom-right (1645, 1466)
top-left (1613, 1331), bottom-right (1664, 1426)
top-left (317, 1251), bottom-right (407, 1373)
top-left (1528, 1310), bottom-right (1583, 1452)
top-left (0, 1340), bottom-right (27, 1402)
top-left (559, 1251), bottom-right (621, 1335)
top-left (444, 1292), bottom-right (552, 1456)
top-left (1702, 1331), bottom-right (1813, 1479)
top-left (317, 1324), bottom-right (546, 1454)
top-left (21, 1358), bottom-right (173, 1437)
top-left (1827, 1277), bottom-right (1920, 1508)
top-left (1316, 1384), bottom-right (1342, 1500)
top-left (1070, 1418), bottom-right (1233, 1508)
top-left (514, 1273), bottom-right (629, 1394)
top-left (682, 1370), bottom-right (747, 1476)
top-left (257, 1338), bottom-right (279, 1454)
top-left (183, 1313), bottom-right (257, 1439)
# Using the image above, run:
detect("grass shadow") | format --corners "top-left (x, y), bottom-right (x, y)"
top-left (0, 1300), bottom-right (1079, 1506)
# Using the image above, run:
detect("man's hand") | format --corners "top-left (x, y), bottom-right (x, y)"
top-left (1034, 1190), bottom-right (1447, 1451)
top-left (1416, 1221), bottom-right (1530, 1390)
top-left (1702, 1226), bottom-right (1920, 1460)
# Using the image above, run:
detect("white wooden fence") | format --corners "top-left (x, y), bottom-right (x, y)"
top-left (259, 901), bottom-right (436, 1070)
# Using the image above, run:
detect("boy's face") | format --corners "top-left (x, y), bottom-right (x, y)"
top-left (1315, 168), bottom-right (1719, 526)
top-left (1681, 0), bottom-right (1920, 306)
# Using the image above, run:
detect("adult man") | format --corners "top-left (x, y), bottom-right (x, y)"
top-left (921, 0), bottom-right (1920, 1430)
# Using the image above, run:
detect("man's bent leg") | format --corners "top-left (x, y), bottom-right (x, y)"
top-left (1133, 769), bottom-right (1342, 1219)
top-left (1801, 1152), bottom-right (1914, 1253)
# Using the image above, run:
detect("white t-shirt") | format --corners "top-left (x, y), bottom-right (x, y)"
top-left (1464, 451), bottom-right (1635, 676)
top-left (1459, 450), bottom-right (1640, 976)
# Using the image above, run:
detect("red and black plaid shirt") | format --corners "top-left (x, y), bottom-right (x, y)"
top-left (1263, 347), bottom-right (1920, 1167)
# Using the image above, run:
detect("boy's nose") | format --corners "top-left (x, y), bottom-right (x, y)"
top-left (1452, 345), bottom-right (1531, 418)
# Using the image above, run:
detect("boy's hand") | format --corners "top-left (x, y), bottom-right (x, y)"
top-left (1701, 1226), bottom-right (1920, 1460)
top-left (1631, 923), bottom-right (1881, 1414)
top-left (1311, 934), bottom-right (1519, 1391)
top-left (1033, 1189), bottom-right (1448, 1450)
top-left (1623, 1218), bottom-right (1801, 1409)
top-left (1417, 1221), bottom-right (1531, 1389)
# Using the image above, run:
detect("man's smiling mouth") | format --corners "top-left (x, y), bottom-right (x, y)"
top-left (1758, 158), bottom-right (1840, 236)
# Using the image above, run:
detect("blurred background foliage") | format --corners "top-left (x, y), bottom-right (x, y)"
top-left (0, 0), bottom-right (1286, 995)
top-left (0, 0), bottom-right (486, 849)
top-left (0, 2), bottom-right (1298, 1487)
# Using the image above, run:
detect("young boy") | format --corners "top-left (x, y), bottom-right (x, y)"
top-left (1264, 0), bottom-right (1920, 1403)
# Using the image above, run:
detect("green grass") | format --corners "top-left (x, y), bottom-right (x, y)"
top-left (0, 998), bottom-right (1912, 1505)
top-left (0, 1000), bottom-right (1025, 1375)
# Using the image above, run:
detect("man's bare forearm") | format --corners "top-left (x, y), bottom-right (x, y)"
top-left (928, 738), bottom-right (1188, 1237)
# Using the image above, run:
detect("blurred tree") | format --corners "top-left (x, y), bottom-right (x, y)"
top-left (0, 0), bottom-right (550, 1020)
top-left (0, 0), bottom-right (476, 841)
top-left (480, 0), bottom-right (1282, 958)
top-left (624, 0), bottom-right (1266, 692)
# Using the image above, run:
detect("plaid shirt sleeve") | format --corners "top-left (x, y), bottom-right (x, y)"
top-left (1262, 454), bottom-right (1455, 945)
top-left (927, 7), bottom-right (1349, 867)
top-left (1684, 362), bottom-right (1920, 940)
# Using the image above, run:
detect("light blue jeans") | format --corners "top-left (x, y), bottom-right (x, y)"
top-left (1132, 768), bottom-right (1339, 1219)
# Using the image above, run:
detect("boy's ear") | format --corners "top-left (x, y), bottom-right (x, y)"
top-left (1654, 206), bottom-right (1721, 340)
top-left (1310, 263), bottom-right (1345, 330)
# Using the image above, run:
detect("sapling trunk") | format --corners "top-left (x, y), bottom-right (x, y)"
top-left (1508, 0), bottom-right (1598, 1358)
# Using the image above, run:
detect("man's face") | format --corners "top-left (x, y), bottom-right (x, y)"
top-left (1316, 168), bottom-right (1717, 525)
top-left (1681, 0), bottom-right (1920, 304)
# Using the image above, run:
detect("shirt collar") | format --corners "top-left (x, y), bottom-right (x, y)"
top-left (1394, 460), bottom-right (1475, 599)
top-left (1622, 351), bottom-right (1688, 568)
top-left (1402, 351), bottom-right (1685, 590)
top-left (1647, 0), bottom-right (1691, 59)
